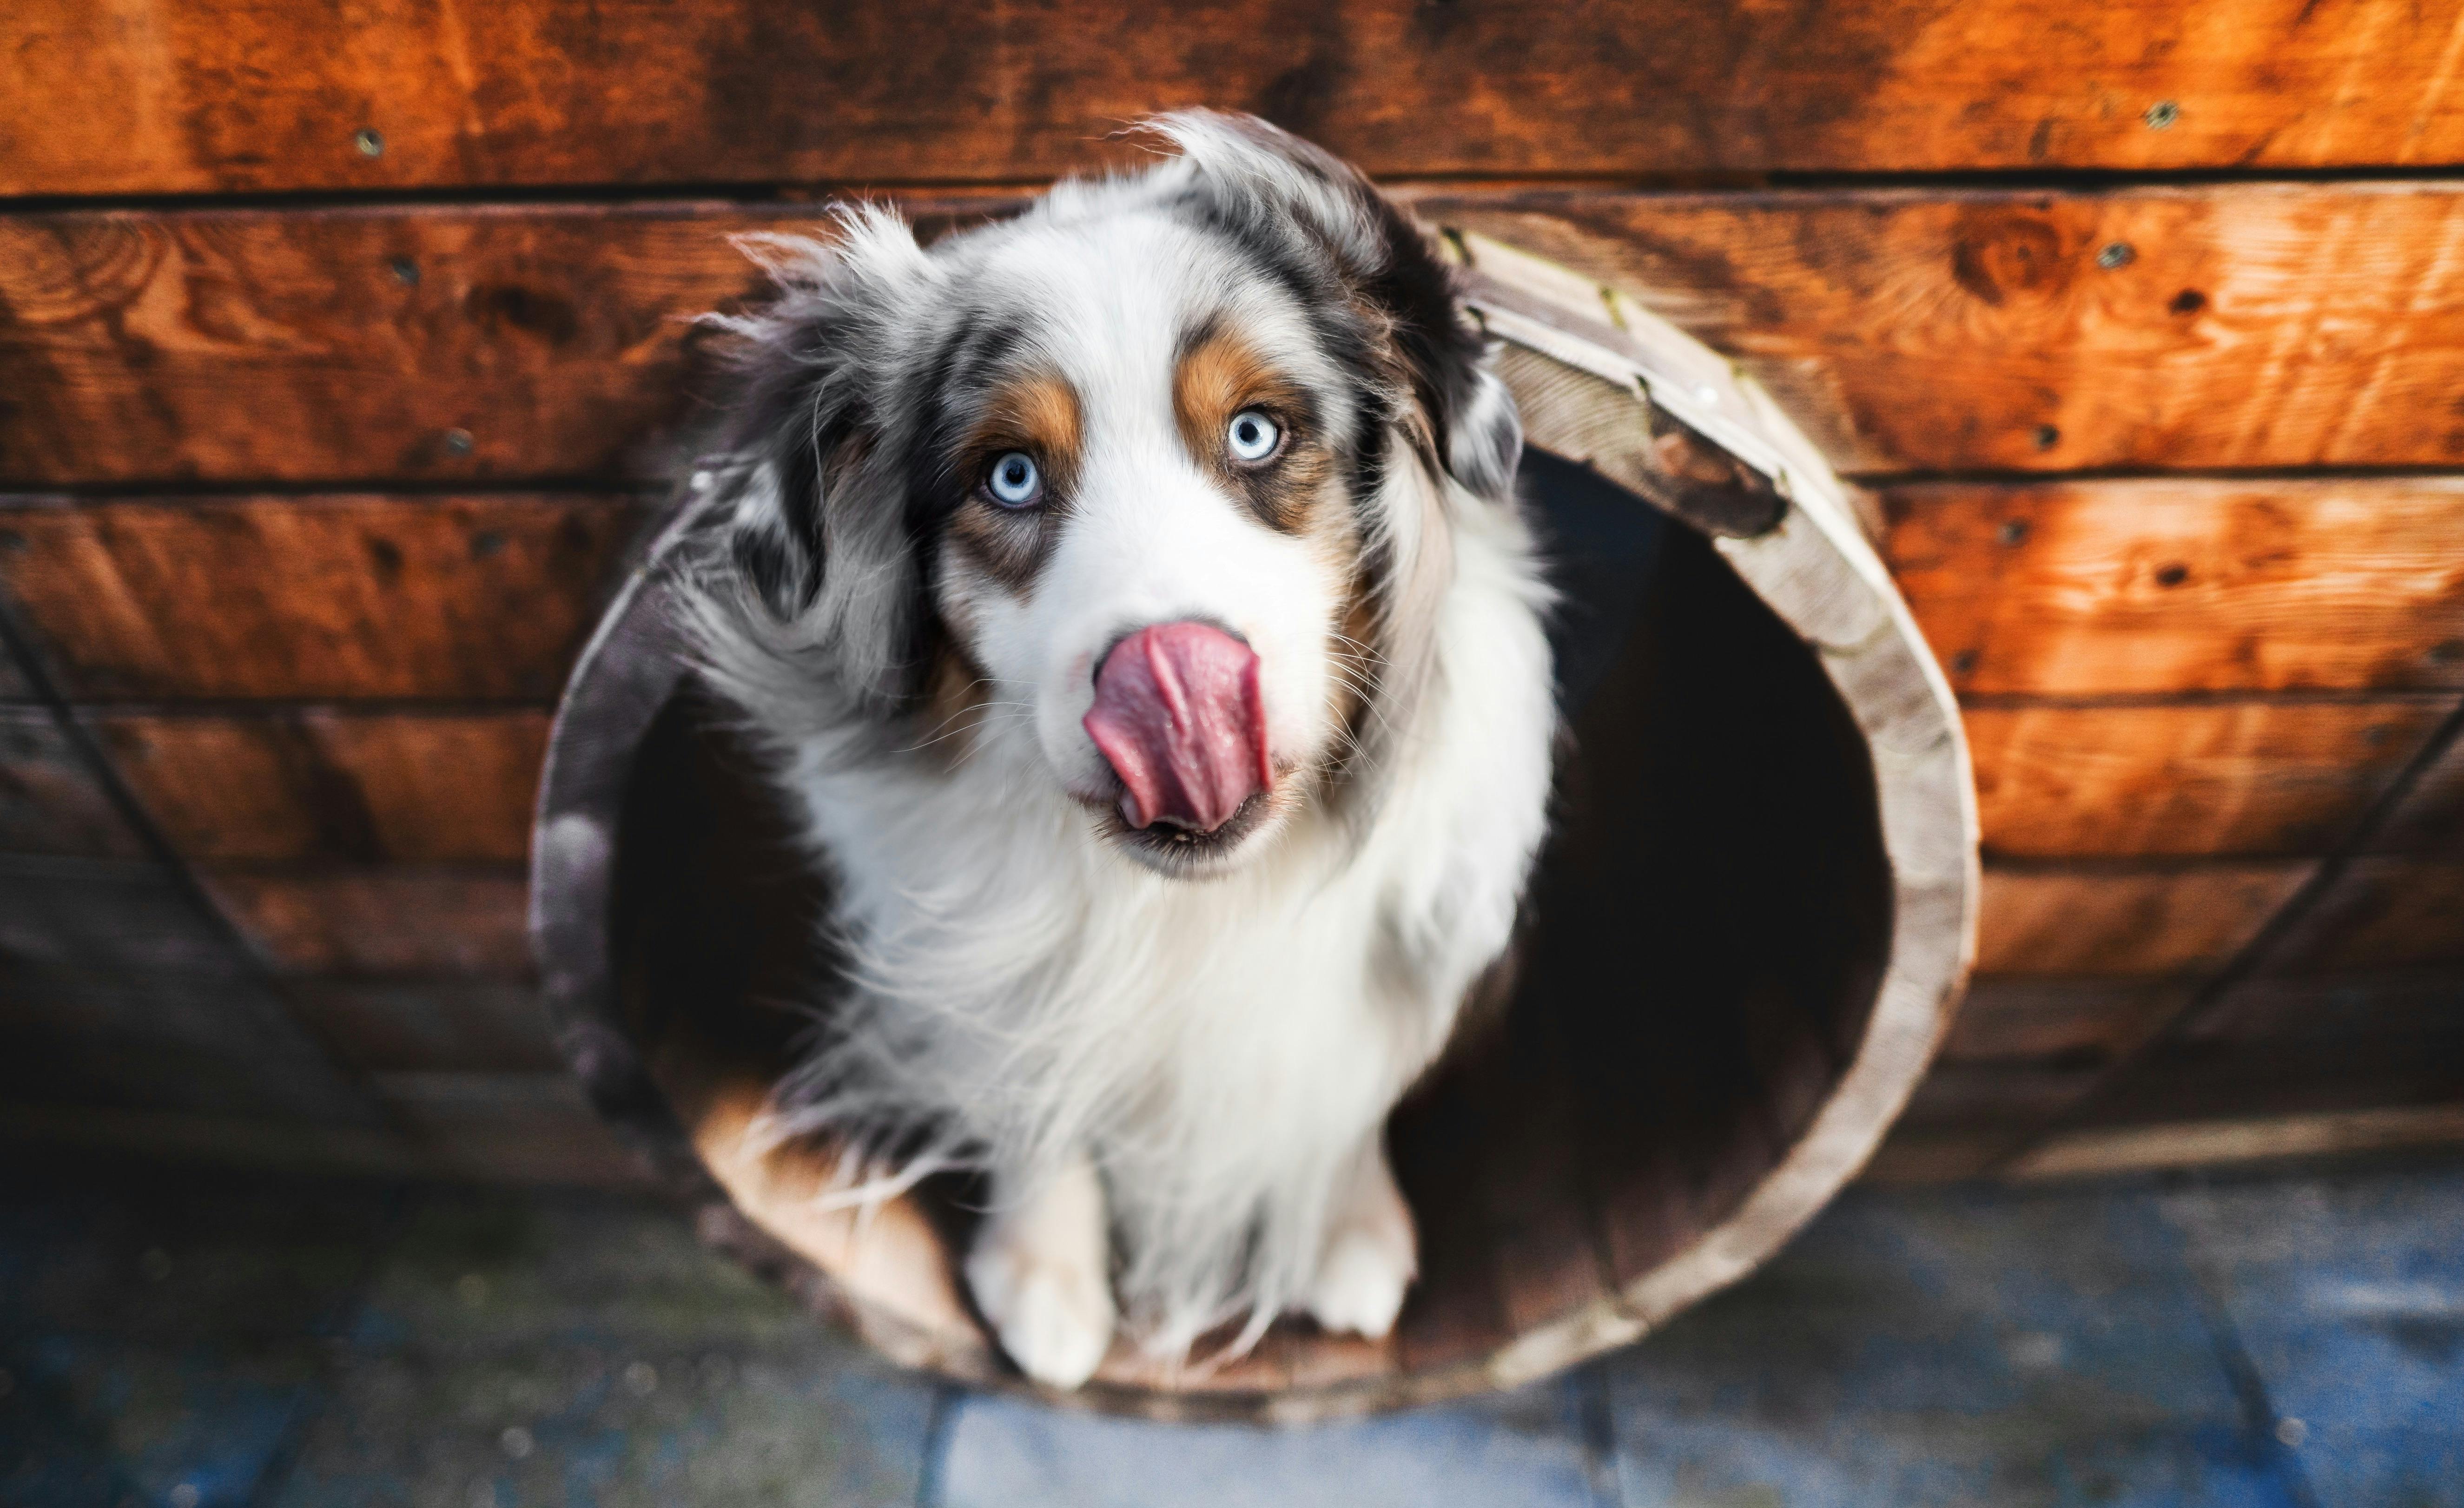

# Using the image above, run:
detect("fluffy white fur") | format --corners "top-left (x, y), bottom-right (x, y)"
top-left (679, 113), bottom-right (1557, 1385)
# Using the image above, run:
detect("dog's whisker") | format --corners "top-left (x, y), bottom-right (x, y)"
top-left (893, 698), bottom-right (1040, 756)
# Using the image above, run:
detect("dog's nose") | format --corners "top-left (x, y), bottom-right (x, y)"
top-left (1083, 622), bottom-right (1271, 832)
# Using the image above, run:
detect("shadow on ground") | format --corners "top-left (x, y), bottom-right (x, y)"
top-left (1, 1152), bottom-right (2457, 1507)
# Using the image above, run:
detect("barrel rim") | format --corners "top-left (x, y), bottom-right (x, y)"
top-left (528, 229), bottom-right (1981, 1422)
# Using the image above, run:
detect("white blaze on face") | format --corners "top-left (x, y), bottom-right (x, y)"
top-left (948, 215), bottom-right (1355, 859)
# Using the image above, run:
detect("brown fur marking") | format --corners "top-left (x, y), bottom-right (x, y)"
top-left (912, 633), bottom-right (997, 769)
top-left (1173, 323), bottom-right (1329, 535)
top-left (945, 370), bottom-right (1084, 594)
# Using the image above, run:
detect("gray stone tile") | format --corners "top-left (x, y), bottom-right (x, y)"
top-left (2159, 1165), bottom-right (2464, 1508)
top-left (266, 1344), bottom-right (933, 1508)
top-left (12, 1156), bottom-right (2464, 1508)
top-left (0, 1159), bottom-right (397, 1508)
top-left (0, 1331), bottom-right (323, 1508)
top-left (274, 1186), bottom-right (938, 1508)
top-left (1601, 1185), bottom-right (2311, 1507)
top-left (936, 1373), bottom-right (1613, 1508)
top-left (341, 1191), bottom-right (830, 1352)
top-left (0, 1159), bottom-right (398, 1346)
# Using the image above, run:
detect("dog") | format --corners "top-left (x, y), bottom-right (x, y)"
top-left (677, 112), bottom-right (1557, 1388)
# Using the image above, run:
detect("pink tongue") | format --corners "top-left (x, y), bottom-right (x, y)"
top-left (1083, 622), bottom-right (1272, 832)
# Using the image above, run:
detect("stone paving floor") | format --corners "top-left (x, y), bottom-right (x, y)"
top-left (1, 1151), bottom-right (2458, 1507)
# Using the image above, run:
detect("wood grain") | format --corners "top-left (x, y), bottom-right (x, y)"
top-left (2000, 968), bottom-right (2464, 1156)
top-left (18, 187), bottom-right (2464, 482)
top-left (0, 1101), bottom-right (432, 1179)
top-left (0, 960), bottom-right (376, 1124)
top-left (1937, 976), bottom-right (2194, 1066)
top-left (199, 864), bottom-right (531, 977)
top-left (2012, 1103), bottom-right (2464, 1179)
top-left (1468, 1016), bottom-right (1614, 1337)
top-left (2266, 856), bottom-right (2464, 972)
top-left (91, 709), bottom-right (547, 862)
top-left (1420, 184), bottom-right (2464, 473)
top-left (1968, 700), bottom-right (2449, 859)
top-left (1896, 1061), bottom-right (2101, 1134)
top-left (0, 495), bottom-right (645, 699)
top-left (2374, 725), bottom-right (2464, 853)
top-left (0, 706), bottom-right (142, 856)
top-left (2084, 1034), bottom-right (2464, 1127)
top-left (10, 0), bottom-right (2464, 196)
top-left (1885, 479), bottom-right (2464, 697)
top-left (1977, 863), bottom-right (2311, 975)
top-left (0, 205), bottom-right (1000, 486)
top-left (287, 979), bottom-right (561, 1073)
top-left (371, 1072), bottom-right (645, 1185)
top-left (1887, 967), bottom-right (2464, 1173)
top-left (0, 855), bottom-right (244, 975)
top-left (1859, 1127), bottom-right (2008, 1185)
top-left (2184, 969), bottom-right (2464, 1045)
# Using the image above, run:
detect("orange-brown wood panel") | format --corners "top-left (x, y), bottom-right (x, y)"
top-left (371, 1073), bottom-right (645, 1185)
top-left (2266, 856), bottom-right (2464, 973)
top-left (1884, 479), bottom-right (2464, 697)
top-left (0, 204), bottom-right (1003, 487)
top-left (0, 706), bottom-right (142, 856)
top-left (1976, 863), bottom-right (2312, 975)
top-left (289, 980), bottom-right (561, 1073)
top-left (1885, 1043), bottom-right (2456, 1180)
top-left (1891, 969), bottom-right (2464, 1174)
top-left (0, 496), bottom-right (646, 699)
top-left (89, 710), bottom-right (547, 862)
top-left (1896, 1061), bottom-right (2101, 1136)
top-left (1861, 1127), bottom-right (2010, 1184)
top-left (0, 961), bottom-right (379, 1125)
top-left (2077, 1034), bottom-right (2464, 1129)
top-left (7, 0), bottom-right (2464, 196)
top-left (0, 855), bottom-right (246, 975)
top-left (0, 1102), bottom-right (433, 1179)
top-left (1937, 976), bottom-right (2194, 1066)
top-left (17, 188), bottom-right (2464, 483)
top-left (199, 865), bottom-right (531, 977)
top-left (2375, 727), bottom-right (2464, 853)
top-left (1420, 184), bottom-right (2464, 473)
top-left (2185, 969), bottom-right (2464, 1046)
top-left (1967, 699), bottom-right (2450, 859)
top-left (2010, 1104), bottom-right (2464, 1179)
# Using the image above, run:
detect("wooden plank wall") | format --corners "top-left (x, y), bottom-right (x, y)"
top-left (3, 0), bottom-right (2461, 1185)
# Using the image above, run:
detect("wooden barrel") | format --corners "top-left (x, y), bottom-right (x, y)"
top-left (529, 231), bottom-right (1979, 1421)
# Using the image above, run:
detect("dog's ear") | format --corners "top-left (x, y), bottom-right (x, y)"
top-left (691, 211), bottom-right (936, 704)
top-left (1148, 111), bottom-right (1523, 503)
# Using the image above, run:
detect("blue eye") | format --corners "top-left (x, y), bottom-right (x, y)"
top-left (986, 451), bottom-right (1042, 507)
top-left (1227, 410), bottom-right (1280, 462)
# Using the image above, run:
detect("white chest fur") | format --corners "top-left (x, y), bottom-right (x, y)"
top-left (764, 489), bottom-right (1556, 1352)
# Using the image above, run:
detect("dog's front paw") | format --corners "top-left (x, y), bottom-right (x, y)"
top-left (964, 1159), bottom-right (1116, 1389)
top-left (1306, 1145), bottom-right (1418, 1338)
top-left (1306, 1223), bottom-right (1415, 1338)
top-left (966, 1237), bottom-right (1116, 1389)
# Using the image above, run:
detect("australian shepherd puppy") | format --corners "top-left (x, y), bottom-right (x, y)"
top-left (678, 112), bottom-right (1556, 1389)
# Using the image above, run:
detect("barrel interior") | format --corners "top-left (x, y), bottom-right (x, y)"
top-left (607, 450), bottom-right (1893, 1393)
